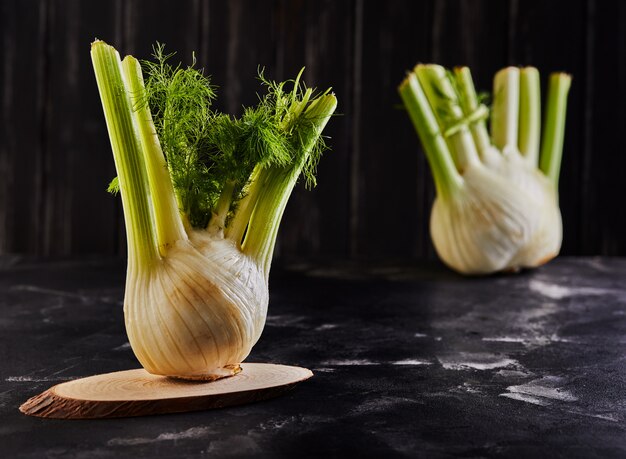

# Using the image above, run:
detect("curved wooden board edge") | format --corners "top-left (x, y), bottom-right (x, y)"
top-left (19, 363), bottom-right (313, 419)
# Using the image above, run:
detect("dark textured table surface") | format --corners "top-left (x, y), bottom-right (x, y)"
top-left (1, 256), bottom-right (625, 458)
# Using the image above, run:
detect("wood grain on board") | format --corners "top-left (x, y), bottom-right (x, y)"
top-left (20, 363), bottom-right (313, 419)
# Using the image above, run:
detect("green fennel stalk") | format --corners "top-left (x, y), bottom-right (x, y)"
top-left (539, 73), bottom-right (571, 187)
top-left (91, 43), bottom-right (158, 268)
top-left (400, 64), bottom-right (571, 199)
top-left (92, 40), bottom-right (336, 274)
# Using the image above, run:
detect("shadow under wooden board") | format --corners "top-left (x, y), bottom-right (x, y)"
top-left (20, 363), bottom-right (313, 419)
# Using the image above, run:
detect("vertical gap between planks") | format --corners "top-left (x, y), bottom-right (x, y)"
top-left (618, 1), bottom-right (626, 253)
top-left (271, 0), bottom-right (284, 260)
top-left (303, 1), bottom-right (320, 255)
top-left (61, 0), bottom-right (80, 256)
top-left (349, 0), bottom-right (363, 258)
top-left (113, 0), bottom-right (126, 256)
top-left (113, 0), bottom-right (122, 48)
top-left (427, 0), bottom-right (445, 259)
top-left (304, 2), bottom-right (316, 81)
top-left (225, 0), bottom-right (241, 115)
top-left (64, 0), bottom-right (80, 255)
top-left (188, 0), bottom-right (200, 58)
top-left (0, 2), bottom-right (14, 253)
top-left (343, 0), bottom-right (356, 259)
top-left (581, 0), bottom-right (595, 254)
top-left (459, 0), bottom-right (473, 65)
top-left (431, 0), bottom-right (444, 63)
top-left (419, 0), bottom-right (434, 260)
top-left (274, 0), bottom-right (285, 81)
top-left (123, 0), bottom-right (136, 54)
top-left (198, 0), bottom-right (210, 68)
top-left (507, 0), bottom-right (519, 65)
top-left (36, 0), bottom-right (52, 255)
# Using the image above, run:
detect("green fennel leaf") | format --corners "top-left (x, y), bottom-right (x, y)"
top-left (107, 176), bottom-right (120, 195)
top-left (140, 45), bottom-right (331, 229)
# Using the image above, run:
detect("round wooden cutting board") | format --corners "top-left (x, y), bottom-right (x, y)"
top-left (20, 363), bottom-right (313, 419)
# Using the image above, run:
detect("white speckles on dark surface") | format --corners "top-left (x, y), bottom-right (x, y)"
top-left (113, 342), bottom-right (131, 351)
top-left (1, 257), bottom-right (626, 457)
top-left (495, 369), bottom-right (534, 378)
top-left (312, 367), bottom-right (335, 373)
top-left (392, 359), bottom-right (432, 366)
top-left (582, 258), bottom-right (614, 273)
top-left (349, 396), bottom-right (422, 415)
top-left (529, 279), bottom-right (611, 299)
top-left (0, 390), bottom-right (13, 409)
top-left (5, 376), bottom-right (76, 382)
top-left (453, 382), bottom-right (483, 394)
top-left (482, 336), bottom-right (527, 343)
top-left (437, 353), bottom-right (519, 371)
top-left (500, 378), bottom-right (623, 424)
top-left (565, 410), bottom-right (621, 423)
top-left (10, 284), bottom-right (122, 306)
top-left (320, 359), bottom-right (379, 366)
top-left (319, 359), bottom-right (433, 366)
top-left (482, 333), bottom-right (581, 347)
top-left (500, 392), bottom-right (552, 406)
top-left (501, 376), bottom-right (578, 403)
top-left (314, 323), bottom-right (338, 331)
top-left (265, 314), bottom-right (308, 328)
top-left (256, 415), bottom-right (299, 431)
top-left (107, 426), bottom-right (213, 446)
top-left (206, 434), bottom-right (261, 455)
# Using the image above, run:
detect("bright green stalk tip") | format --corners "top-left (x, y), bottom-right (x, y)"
top-left (454, 66), bottom-right (491, 159)
top-left (398, 72), bottom-right (462, 199)
top-left (121, 55), bottom-right (187, 254)
top-left (539, 73), bottom-right (572, 188)
top-left (518, 67), bottom-right (541, 164)
top-left (243, 93), bottom-right (337, 277)
top-left (414, 64), bottom-right (480, 172)
top-left (91, 40), bottom-right (158, 267)
top-left (492, 67), bottom-right (520, 150)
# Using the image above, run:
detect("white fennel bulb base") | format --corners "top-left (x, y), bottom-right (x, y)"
top-left (430, 164), bottom-right (543, 274)
top-left (125, 235), bottom-right (268, 379)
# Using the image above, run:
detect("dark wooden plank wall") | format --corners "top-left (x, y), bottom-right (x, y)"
top-left (1, 0), bottom-right (624, 261)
